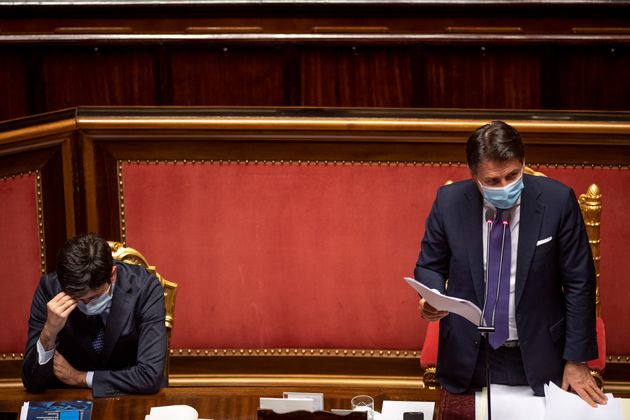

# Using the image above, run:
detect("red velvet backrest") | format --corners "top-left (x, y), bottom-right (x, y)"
top-left (0, 175), bottom-right (43, 353)
top-left (120, 162), bottom-right (630, 354)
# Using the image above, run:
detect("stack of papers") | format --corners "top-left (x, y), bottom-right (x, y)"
top-left (474, 382), bottom-right (625, 420)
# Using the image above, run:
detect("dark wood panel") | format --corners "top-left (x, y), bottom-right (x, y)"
top-left (41, 47), bottom-right (157, 112)
top-left (301, 47), bottom-right (414, 107)
top-left (0, 386), bottom-right (442, 420)
top-left (170, 47), bottom-right (287, 106)
top-left (0, 50), bottom-right (29, 121)
top-left (553, 46), bottom-right (630, 110)
top-left (423, 46), bottom-right (542, 109)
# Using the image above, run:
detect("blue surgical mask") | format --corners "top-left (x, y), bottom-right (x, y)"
top-left (77, 283), bottom-right (114, 316)
top-left (478, 175), bottom-right (524, 209)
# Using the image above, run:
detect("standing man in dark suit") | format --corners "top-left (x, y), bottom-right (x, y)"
top-left (22, 233), bottom-right (167, 397)
top-left (415, 121), bottom-right (607, 406)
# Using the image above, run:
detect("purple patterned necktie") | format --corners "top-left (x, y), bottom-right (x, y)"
top-left (484, 208), bottom-right (511, 349)
top-left (90, 315), bottom-right (105, 354)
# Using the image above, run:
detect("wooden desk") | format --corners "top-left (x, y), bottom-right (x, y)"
top-left (0, 386), bottom-right (442, 420)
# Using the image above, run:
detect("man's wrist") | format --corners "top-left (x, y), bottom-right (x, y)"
top-left (39, 326), bottom-right (57, 351)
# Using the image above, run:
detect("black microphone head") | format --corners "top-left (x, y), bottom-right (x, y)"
top-left (485, 209), bottom-right (496, 223)
top-left (502, 210), bottom-right (512, 223)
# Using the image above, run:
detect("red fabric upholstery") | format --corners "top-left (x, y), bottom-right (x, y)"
top-left (122, 162), bottom-right (471, 349)
top-left (120, 162), bottom-right (628, 354)
top-left (420, 321), bottom-right (440, 369)
top-left (0, 175), bottom-right (42, 353)
top-left (587, 317), bottom-right (606, 372)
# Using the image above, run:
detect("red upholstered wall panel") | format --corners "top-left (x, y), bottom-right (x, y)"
top-left (529, 165), bottom-right (630, 356)
top-left (122, 162), bottom-right (470, 350)
top-left (122, 163), bottom-right (630, 354)
top-left (0, 175), bottom-right (42, 353)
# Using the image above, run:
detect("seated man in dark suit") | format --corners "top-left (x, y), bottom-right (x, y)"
top-left (22, 233), bottom-right (167, 397)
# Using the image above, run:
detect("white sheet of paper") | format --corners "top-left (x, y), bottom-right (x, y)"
top-left (404, 277), bottom-right (482, 325)
top-left (544, 381), bottom-right (621, 420)
top-left (475, 385), bottom-right (545, 420)
top-left (283, 392), bottom-right (324, 411)
top-left (148, 405), bottom-right (199, 420)
top-left (260, 397), bottom-right (314, 413)
top-left (381, 400), bottom-right (435, 420)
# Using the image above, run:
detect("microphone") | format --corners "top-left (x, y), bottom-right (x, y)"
top-left (490, 210), bottom-right (512, 328)
top-left (480, 209), bottom-right (496, 326)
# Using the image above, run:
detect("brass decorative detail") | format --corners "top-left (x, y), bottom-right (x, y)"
top-left (422, 367), bottom-right (438, 389)
top-left (35, 170), bottom-right (46, 274)
top-left (0, 353), bottom-right (23, 360)
top-left (107, 241), bottom-right (177, 383)
top-left (579, 184), bottom-right (602, 317)
top-left (591, 370), bottom-right (604, 390)
top-left (169, 348), bottom-right (419, 358)
top-left (116, 163), bottom-right (127, 244)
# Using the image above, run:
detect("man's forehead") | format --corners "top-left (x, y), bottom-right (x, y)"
top-left (477, 159), bottom-right (522, 176)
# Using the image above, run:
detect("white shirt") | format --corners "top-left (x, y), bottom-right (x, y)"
top-left (482, 200), bottom-right (520, 341)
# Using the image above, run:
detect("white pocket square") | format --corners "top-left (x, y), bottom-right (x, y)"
top-left (536, 236), bottom-right (553, 246)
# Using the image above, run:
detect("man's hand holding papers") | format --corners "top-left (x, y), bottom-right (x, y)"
top-left (404, 277), bottom-right (482, 326)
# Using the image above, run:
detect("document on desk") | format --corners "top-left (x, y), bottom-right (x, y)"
top-left (145, 405), bottom-right (212, 420)
top-left (404, 277), bottom-right (482, 325)
top-left (544, 381), bottom-right (622, 420)
top-left (475, 385), bottom-right (545, 420)
top-left (474, 382), bottom-right (624, 420)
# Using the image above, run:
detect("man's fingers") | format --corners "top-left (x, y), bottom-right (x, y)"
top-left (586, 381), bottom-right (608, 405)
top-left (574, 387), bottom-right (597, 408)
top-left (59, 301), bottom-right (77, 317)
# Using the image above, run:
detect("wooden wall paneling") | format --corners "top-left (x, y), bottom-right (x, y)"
top-left (40, 145), bottom-right (72, 270)
top-left (169, 46), bottom-right (287, 106)
top-left (422, 45), bottom-right (542, 109)
top-left (300, 46), bottom-right (415, 107)
top-left (553, 46), bottom-right (630, 111)
top-left (81, 133), bottom-right (121, 241)
top-left (41, 47), bottom-right (158, 112)
top-left (0, 49), bottom-right (29, 121)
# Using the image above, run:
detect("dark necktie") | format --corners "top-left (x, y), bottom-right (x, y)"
top-left (484, 208), bottom-right (511, 349)
top-left (90, 315), bottom-right (105, 354)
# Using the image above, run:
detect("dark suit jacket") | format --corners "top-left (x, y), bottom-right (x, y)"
top-left (414, 174), bottom-right (597, 395)
top-left (22, 261), bottom-right (167, 397)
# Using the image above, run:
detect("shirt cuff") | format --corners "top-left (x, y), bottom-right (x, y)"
top-left (36, 338), bottom-right (55, 365)
top-left (86, 371), bottom-right (94, 388)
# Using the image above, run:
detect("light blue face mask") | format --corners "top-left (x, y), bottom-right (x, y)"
top-left (77, 283), bottom-right (113, 316)
top-left (478, 175), bottom-right (524, 209)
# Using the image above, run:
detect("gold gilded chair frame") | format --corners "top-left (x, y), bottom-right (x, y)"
top-left (107, 241), bottom-right (177, 384)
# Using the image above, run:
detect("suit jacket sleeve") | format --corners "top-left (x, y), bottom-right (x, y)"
top-left (22, 275), bottom-right (60, 393)
top-left (414, 186), bottom-right (450, 293)
top-left (92, 275), bottom-right (167, 397)
top-left (557, 188), bottom-right (598, 362)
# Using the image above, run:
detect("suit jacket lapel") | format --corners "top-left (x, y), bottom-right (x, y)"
top-left (102, 276), bottom-right (133, 362)
top-left (463, 182), bottom-right (486, 308)
top-left (516, 175), bottom-right (545, 308)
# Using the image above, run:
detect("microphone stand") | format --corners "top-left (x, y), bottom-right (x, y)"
top-left (480, 209), bottom-right (496, 420)
top-left (480, 211), bottom-right (510, 420)
top-left (478, 325), bottom-right (495, 420)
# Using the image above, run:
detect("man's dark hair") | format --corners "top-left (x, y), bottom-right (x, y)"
top-left (56, 233), bottom-right (113, 298)
top-left (466, 120), bottom-right (525, 175)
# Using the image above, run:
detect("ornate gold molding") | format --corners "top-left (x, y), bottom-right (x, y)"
top-left (168, 374), bottom-right (423, 389)
top-left (169, 348), bottom-right (420, 358)
top-left (76, 116), bottom-right (630, 135)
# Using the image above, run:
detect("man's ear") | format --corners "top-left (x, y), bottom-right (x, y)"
top-left (111, 265), bottom-right (117, 284)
